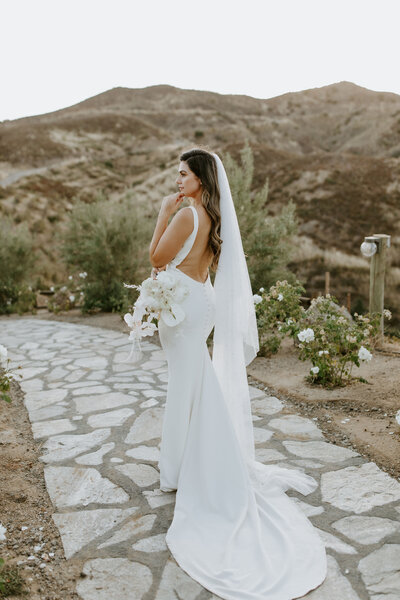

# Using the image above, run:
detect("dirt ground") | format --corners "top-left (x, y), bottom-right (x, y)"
top-left (0, 378), bottom-right (81, 599)
top-left (247, 336), bottom-right (400, 480)
top-left (0, 308), bottom-right (399, 598)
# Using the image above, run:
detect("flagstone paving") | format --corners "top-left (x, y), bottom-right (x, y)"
top-left (1, 318), bottom-right (400, 600)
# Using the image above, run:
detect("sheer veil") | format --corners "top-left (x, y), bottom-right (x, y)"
top-left (211, 151), bottom-right (319, 496)
top-left (211, 152), bottom-right (259, 463)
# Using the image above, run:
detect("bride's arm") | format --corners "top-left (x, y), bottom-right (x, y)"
top-left (149, 192), bottom-right (193, 269)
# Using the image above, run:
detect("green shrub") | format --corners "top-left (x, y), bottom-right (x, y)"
top-left (0, 217), bottom-right (36, 313)
top-left (60, 199), bottom-right (152, 313)
top-left (222, 141), bottom-right (298, 292)
top-left (254, 283), bottom-right (392, 388)
top-left (254, 280), bottom-right (306, 356)
top-left (0, 345), bottom-right (23, 403)
top-left (0, 557), bottom-right (26, 597)
top-left (290, 296), bottom-right (389, 387)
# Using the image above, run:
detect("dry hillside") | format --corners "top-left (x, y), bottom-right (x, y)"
top-left (0, 81), bottom-right (399, 325)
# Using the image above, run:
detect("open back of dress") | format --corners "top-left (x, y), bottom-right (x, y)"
top-left (157, 205), bottom-right (327, 600)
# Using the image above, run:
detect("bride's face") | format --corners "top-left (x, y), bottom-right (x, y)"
top-left (175, 161), bottom-right (202, 198)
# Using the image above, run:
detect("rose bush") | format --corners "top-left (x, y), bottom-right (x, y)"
top-left (254, 283), bottom-right (392, 388)
top-left (253, 280), bottom-right (306, 355)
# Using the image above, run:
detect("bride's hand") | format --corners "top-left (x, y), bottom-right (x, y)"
top-left (160, 191), bottom-right (185, 215)
top-left (151, 265), bottom-right (167, 279)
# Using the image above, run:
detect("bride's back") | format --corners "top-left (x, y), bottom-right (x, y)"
top-left (176, 204), bottom-right (213, 283)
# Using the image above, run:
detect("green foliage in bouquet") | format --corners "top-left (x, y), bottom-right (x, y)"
top-left (61, 199), bottom-right (152, 313)
top-left (223, 141), bottom-right (298, 292)
top-left (0, 217), bottom-right (36, 314)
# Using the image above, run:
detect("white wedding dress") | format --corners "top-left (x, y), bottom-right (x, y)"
top-left (157, 205), bottom-right (327, 600)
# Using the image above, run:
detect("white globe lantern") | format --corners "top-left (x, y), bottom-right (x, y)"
top-left (360, 240), bottom-right (377, 257)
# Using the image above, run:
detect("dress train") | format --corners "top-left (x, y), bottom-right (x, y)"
top-left (158, 263), bottom-right (327, 600)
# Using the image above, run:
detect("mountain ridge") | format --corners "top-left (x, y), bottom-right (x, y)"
top-left (0, 81), bottom-right (398, 322)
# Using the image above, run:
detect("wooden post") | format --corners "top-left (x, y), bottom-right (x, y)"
top-left (325, 271), bottom-right (330, 296)
top-left (346, 292), bottom-right (351, 313)
top-left (369, 234), bottom-right (391, 338)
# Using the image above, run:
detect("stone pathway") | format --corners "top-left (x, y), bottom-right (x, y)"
top-left (1, 318), bottom-right (400, 600)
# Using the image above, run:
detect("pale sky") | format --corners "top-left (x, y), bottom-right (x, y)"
top-left (1, 0), bottom-right (399, 122)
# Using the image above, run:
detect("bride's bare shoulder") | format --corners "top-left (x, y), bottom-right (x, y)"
top-left (169, 206), bottom-right (194, 232)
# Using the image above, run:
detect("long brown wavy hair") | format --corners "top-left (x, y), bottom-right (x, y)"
top-left (179, 147), bottom-right (222, 271)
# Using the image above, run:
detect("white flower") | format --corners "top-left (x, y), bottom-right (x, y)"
top-left (154, 271), bottom-right (176, 287)
top-left (50, 286), bottom-right (54, 292)
top-left (68, 275), bottom-right (73, 280)
top-left (61, 286), bottom-right (67, 292)
top-left (79, 272), bottom-right (88, 279)
top-left (129, 321), bottom-right (157, 338)
top-left (253, 294), bottom-right (263, 305)
top-left (297, 328), bottom-right (315, 343)
top-left (318, 350), bottom-right (329, 356)
top-left (346, 335), bottom-right (357, 344)
top-left (124, 313), bottom-right (136, 329)
top-left (124, 271), bottom-right (190, 338)
top-left (310, 366), bottom-right (319, 375)
top-left (286, 318), bottom-right (293, 325)
top-left (358, 346), bottom-right (372, 362)
top-left (383, 309), bottom-right (392, 320)
top-left (259, 287), bottom-right (265, 293)
top-left (277, 293), bottom-right (283, 301)
top-left (396, 410), bottom-right (400, 426)
top-left (0, 522), bottom-right (6, 541)
top-left (69, 295), bottom-right (75, 302)
top-left (0, 344), bottom-right (8, 366)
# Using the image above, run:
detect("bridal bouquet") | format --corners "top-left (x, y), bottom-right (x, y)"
top-left (122, 270), bottom-right (190, 362)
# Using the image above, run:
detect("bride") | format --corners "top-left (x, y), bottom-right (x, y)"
top-left (149, 147), bottom-right (327, 600)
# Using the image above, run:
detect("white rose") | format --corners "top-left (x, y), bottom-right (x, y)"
top-left (297, 328), bottom-right (315, 343)
top-left (253, 294), bottom-right (263, 305)
top-left (310, 366), bottom-right (319, 374)
top-left (358, 346), bottom-right (372, 362)
top-left (155, 271), bottom-right (176, 288)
